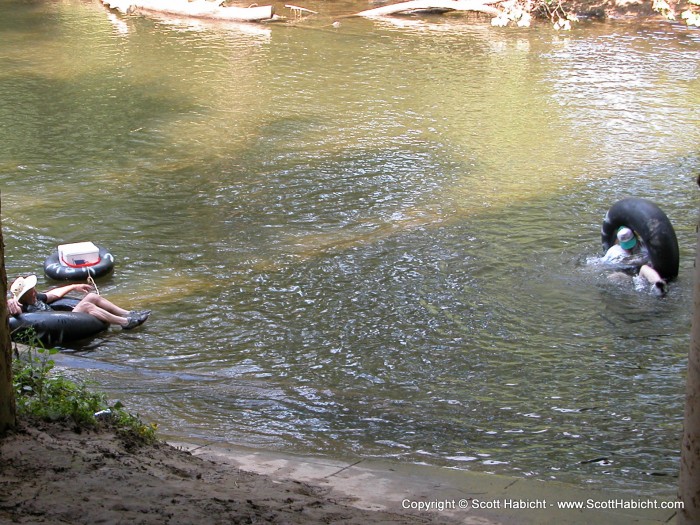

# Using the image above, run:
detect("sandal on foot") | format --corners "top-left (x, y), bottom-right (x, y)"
top-left (123, 316), bottom-right (146, 330)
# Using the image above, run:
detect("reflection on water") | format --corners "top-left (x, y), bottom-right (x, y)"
top-left (1, 0), bottom-right (700, 497)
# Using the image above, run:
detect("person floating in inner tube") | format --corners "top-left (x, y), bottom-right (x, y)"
top-left (601, 227), bottom-right (668, 296)
top-left (6, 274), bottom-right (150, 329)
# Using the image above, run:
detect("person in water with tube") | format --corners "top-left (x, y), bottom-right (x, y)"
top-left (602, 226), bottom-right (668, 296)
top-left (7, 275), bottom-right (150, 329)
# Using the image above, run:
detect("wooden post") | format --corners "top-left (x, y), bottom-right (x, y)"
top-left (678, 177), bottom-right (700, 522)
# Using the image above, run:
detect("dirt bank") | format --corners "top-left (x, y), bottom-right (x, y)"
top-left (0, 419), bottom-right (464, 525)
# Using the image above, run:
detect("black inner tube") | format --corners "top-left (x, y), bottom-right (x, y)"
top-left (601, 197), bottom-right (679, 281)
top-left (44, 246), bottom-right (114, 281)
top-left (9, 298), bottom-right (108, 347)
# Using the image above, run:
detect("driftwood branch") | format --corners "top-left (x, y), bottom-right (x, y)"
top-left (102, 0), bottom-right (275, 22)
top-left (355, 0), bottom-right (502, 18)
top-left (285, 4), bottom-right (319, 15)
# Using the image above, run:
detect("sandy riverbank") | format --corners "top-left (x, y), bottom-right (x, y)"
top-left (0, 419), bottom-right (465, 524)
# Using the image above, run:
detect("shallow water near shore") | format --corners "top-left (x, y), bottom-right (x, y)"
top-left (1, 0), bottom-right (700, 497)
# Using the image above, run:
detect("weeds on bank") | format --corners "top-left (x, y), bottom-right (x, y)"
top-left (654, 0), bottom-right (700, 25)
top-left (12, 339), bottom-right (158, 445)
top-left (493, 0), bottom-right (700, 29)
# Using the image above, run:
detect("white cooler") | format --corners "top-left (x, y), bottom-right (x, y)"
top-left (58, 242), bottom-right (100, 267)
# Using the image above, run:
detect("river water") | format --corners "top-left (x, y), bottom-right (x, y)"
top-left (1, 0), bottom-right (699, 497)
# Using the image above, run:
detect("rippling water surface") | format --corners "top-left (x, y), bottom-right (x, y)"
top-left (1, 0), bottom-right (699, 496)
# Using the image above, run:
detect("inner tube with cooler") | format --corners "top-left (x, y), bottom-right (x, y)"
top-left (601, 197), bottom-right (679, 281)
top-left (44, 244), bottom-right (115, 281)
top-left (9, 298), bottom-right (109, 347)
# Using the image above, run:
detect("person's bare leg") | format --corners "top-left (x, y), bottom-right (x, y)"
top-left (639, 264), bottom-right (667, 295)
top-left (77, 293), bottom-right (129, 316)
top-left (73, 301), bottom-right (128, 326)
top-left (74, 293), bottom-right (149, 328)
top-left (639, 264), bottom-right (663, 284)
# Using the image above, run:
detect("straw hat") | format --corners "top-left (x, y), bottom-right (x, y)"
top-left (10, 275), bottom-right (37, 301)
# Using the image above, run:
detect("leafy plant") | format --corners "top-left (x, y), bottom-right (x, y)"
top-left (12, 341), bottom-right (157, 444)
top-left (652, 0), bottom-right (700, 25)
top-left (490, 0), bottom-right (578, 29)
top-left (681, 6), bottom-right (700, 25)
top-left (492, 0), bottom-right (699, 29)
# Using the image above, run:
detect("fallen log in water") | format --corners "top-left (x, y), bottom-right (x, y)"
top-left (355, 0), bottom-right (502, 18)
top-left (102, 0), bottom-right (275, 22)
